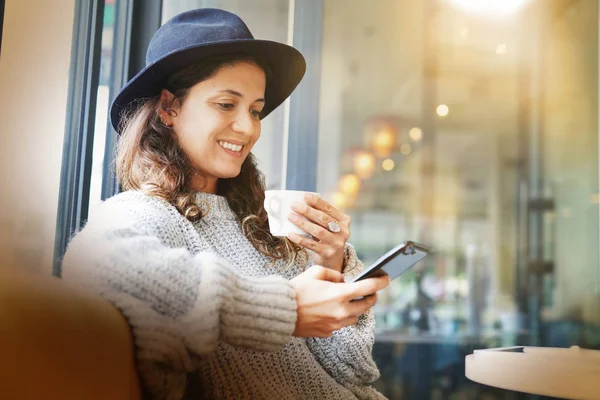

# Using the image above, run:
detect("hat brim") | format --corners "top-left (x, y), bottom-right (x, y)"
top-left (110, 39), bottom-right (306, 132)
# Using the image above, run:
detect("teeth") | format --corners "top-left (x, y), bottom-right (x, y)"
top-left (219, 141), bottom-right (243, 152)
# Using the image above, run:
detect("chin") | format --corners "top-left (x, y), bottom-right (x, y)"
top-left (217, 167), bottom-right (243, 179)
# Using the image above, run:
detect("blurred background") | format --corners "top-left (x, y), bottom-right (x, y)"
top-left (1, 0), bottom-right (599, 398)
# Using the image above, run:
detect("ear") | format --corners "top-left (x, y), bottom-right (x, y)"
top-left (158, 89), bottom-right (179, 126)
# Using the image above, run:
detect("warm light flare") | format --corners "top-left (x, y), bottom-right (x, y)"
top-left (353, 151), bottom-right (376, 179)
top-left (437, 104), bottom-right (449, 117)
top-left (382, 159), bottom-right (395, 171)
top-left (340, 174), bottom-right (361, 195)
top-left (446, 0), bottom-right (531, 15)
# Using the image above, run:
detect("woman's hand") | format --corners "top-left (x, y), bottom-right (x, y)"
top-left (289, 266), bottom-right (390, 338)
top-left (287, 193), bottom-right (351, 273)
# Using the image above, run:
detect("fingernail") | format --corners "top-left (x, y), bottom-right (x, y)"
top-left (291, 201), bottom-right (303, 211)
top-left (288, 213), bottom-right (299, 222)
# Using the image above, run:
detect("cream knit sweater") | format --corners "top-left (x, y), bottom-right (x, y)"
top-left (62, 191), bottom-right (385, 400)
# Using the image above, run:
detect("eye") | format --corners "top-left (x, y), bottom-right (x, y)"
top-left (250, 109), bottom-right (262, 119)
top-left (218, 103), bottom-right (234, 110)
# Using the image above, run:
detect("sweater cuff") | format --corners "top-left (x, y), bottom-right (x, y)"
top-left (342, 244), bottom-right (365, 281)
top-left (221, 274), bottom-right (297, 351)
top-left (180, 253), bottom-right (297, 355)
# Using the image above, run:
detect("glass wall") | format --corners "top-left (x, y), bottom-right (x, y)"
top-left (541, 0), bottom-right (599, 336)
top-left (317, 0), bottom-right (599, 398)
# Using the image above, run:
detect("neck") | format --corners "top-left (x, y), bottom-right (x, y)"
top-left (190, 174), bottom-right (218, 194)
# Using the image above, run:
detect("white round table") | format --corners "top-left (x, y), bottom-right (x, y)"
top-left (466, 346), bottom-right (600, 399)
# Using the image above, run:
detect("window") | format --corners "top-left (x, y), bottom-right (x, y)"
top-left (89, 0), bottom-right (117, 216)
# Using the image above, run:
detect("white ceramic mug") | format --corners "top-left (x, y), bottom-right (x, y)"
top-left (264, 190), bottom-right (320, 237)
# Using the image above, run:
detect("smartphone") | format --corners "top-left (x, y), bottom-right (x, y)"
top-left (351, 241), bottom-right (429, 282)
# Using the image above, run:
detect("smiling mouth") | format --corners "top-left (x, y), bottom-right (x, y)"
top-left (218, 140), bottom-right (244, 153)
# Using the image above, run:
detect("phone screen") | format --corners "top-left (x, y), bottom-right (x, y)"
top-left (351, 241), bottom-right (429, 282)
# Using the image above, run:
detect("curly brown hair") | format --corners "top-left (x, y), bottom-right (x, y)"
top-left (116, 54), bottom-right (303, 267)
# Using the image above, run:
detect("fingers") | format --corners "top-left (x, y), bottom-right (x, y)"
top-left (289, 196), bottom-right (351, 241)
top-left (287, 215), bottom-right (334, 242)
top-left (313, 315), bottom-right (361, 338)
top-left (287, 231), bottom-right (318, 252)
top-left (303, 193), bottom-right (347, 223)
top-left (304, 267), bottom-right (390, 296)
top-left (287, 231), bottom-right (340, 263)
top-left (348, 293), bottom-right (378, 315)
top-left (306, 265), bottom-right (345, 283)
top-left (331, 294), bottom-right (378, 333)
top-left (343, 275), bottom-right (391, 299)
top-left (287, 195), bottom-right (351, 249)
top-left (293, 268), bottom-right (382, 338)
top-left (290, 200), bottom-right (337, 230)
top-left (338, 316), bottom-right (360, 330)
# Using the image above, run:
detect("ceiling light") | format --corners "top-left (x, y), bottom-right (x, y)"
top-left (437, 104), bottom-right (449, 117)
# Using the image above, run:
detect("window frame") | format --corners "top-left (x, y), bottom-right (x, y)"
top-left (101, 0), bottom-right (163, 200)
top-left (53, 0), bottom-right (105, 277)
top-left (285, 0), bottom-right (323, 192)
top-left (53, 0), bottom-right (162, 276)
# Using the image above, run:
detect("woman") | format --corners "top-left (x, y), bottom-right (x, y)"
top-left (62, 8), bottom-right (389, 400)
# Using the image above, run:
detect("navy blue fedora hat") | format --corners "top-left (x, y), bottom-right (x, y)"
top-left (110, 8), bottom-right (306, 132)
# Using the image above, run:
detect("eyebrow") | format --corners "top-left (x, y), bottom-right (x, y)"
top-left (218, 89), bottom-right (265, 103)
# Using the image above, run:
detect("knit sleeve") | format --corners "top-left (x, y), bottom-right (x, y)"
top-left (61, 199), bottom-right (297, 400)
top-left (304, 244), bottom-right (386, 400)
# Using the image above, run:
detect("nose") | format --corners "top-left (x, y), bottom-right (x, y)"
top-left (231, 110), bottom-right (258, 137)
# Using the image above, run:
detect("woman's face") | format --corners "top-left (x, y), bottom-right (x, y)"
top-left (161, 61), bottom-right (266, 193)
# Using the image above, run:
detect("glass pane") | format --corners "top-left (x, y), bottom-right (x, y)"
top-left (88, 0), bottom-right (117, 216)
top-left (162, 0), bottom-right (290, 189)
top-left (541, 0), bottom-right (600, 343)
top-left (317, 0), bottom-right (599, 397)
